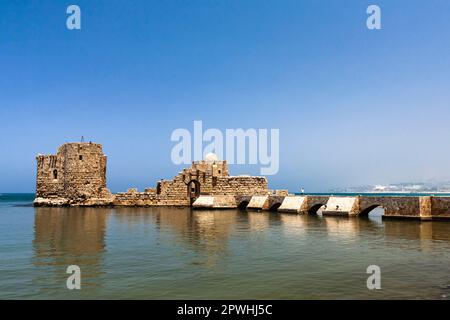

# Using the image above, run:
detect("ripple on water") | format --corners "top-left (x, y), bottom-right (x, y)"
top-left (1, 204), bottom-right (450, 299)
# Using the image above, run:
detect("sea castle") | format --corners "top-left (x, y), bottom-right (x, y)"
top-left (34, 142), bottom-right (275, 207)
top-left (34, 142), bottom-right (450, 220)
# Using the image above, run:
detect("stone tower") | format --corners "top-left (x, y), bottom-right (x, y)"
top-left (35, 142), bottom-right (113, 206)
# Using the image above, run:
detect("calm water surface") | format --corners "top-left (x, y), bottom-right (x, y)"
top-left (1, 194), bottom-right (450, 299)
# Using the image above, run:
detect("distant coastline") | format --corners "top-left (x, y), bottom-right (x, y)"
top-left (329, 182), bottom-right (450, 194)
top-left (297, 192), bottom-right (450, 197)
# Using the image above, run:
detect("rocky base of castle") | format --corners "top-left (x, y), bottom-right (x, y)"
top-left (33, 197), bottom-right (114, 207)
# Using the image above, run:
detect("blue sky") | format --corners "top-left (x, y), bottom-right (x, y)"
top-left (1, 0), bottom-right (450, 192)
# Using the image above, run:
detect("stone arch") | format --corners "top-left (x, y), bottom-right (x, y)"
top-left (269, 202), bottom-right (282, 211)
top-left (236, 195), bottom-right (252, 210)
top-left (156, 181), bottom-right (161, 195)
top-left (359, 204), bottom-right (384, 217)
top-left (187, 180), bottom-right (201, 205)
top-left (52, 169), bottom-right (58, 180)
top-left (308, 203), bottom-right (326, 215)
top-left (237, 200), bottom-right (249, 210)
top-left (267, 196), bottom-right (284, 212)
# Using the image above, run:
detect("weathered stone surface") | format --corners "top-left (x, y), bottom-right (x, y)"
top-left (429, 197), bottom-right (450, 219)
top-left (212, 195), bottom-right (238, 208)
top-left (193, 195), bottom-right (238, 209)
top-left (301, 195), bottom-right (330, 214)
top-left (33, 197), bottom-right (69, 207)
top-left (235, 195), bottom-right (253, 209)
top-left (278, 196), bottom-right (306, 213)
top-left (272, 189), bottom-right (289, 196)
top-left (357, 196), bottom-right (422, 218)
top-left (322, 196), bottom-right (358, 216)
top-left (247, 195), bottom-right (269, 210)
top-left (267, 195), bottom-right (284, 211)
top-left (192, 196), bottom-right (214, 208)
top-left (34, 142), bottom-right (114, 206)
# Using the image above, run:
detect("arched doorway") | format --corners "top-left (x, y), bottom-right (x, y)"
top-left (187, 180), bottom-right (201, 205)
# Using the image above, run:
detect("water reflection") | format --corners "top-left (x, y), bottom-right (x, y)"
top-left (34, 206), bottom-right (450, 249)
top-left (279, 213), bottom-right (311, 236)
top-left (30, 206), bottom-right (450, 299)
top-left (34, 207), bottom-right (450, 261)
top-left (33, 207), bottom-right (111, 293)
top-left (384, 219), bottom-right (450, 242)
top-left (247, 211), bottom-right (270, 232)
top-left (112, 207), bottom-right (239, 267)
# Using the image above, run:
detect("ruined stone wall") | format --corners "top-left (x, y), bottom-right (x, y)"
top-left (59, 143), bottom-right (108, 199)
top-left (149, 160), bottom-right (267, 201)
top-left (35, 143), bottom-right (113, 206)
top-left (113, 188), bottom-right (190, 206)
top-left (36, 154), bottom-right (65, 198)
top-left (213, 177), bottom-right (268, 195)
top-left (113, 160), bottom-right (268, 206)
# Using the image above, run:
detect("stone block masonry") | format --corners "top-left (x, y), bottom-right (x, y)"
top-left (34, 143), bottom-right (114, 206)
top-left (34, 142), bottom-right (270, 207)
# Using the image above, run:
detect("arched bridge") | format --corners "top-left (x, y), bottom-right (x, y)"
top-left (193, 194), bottom-right (450, 220)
